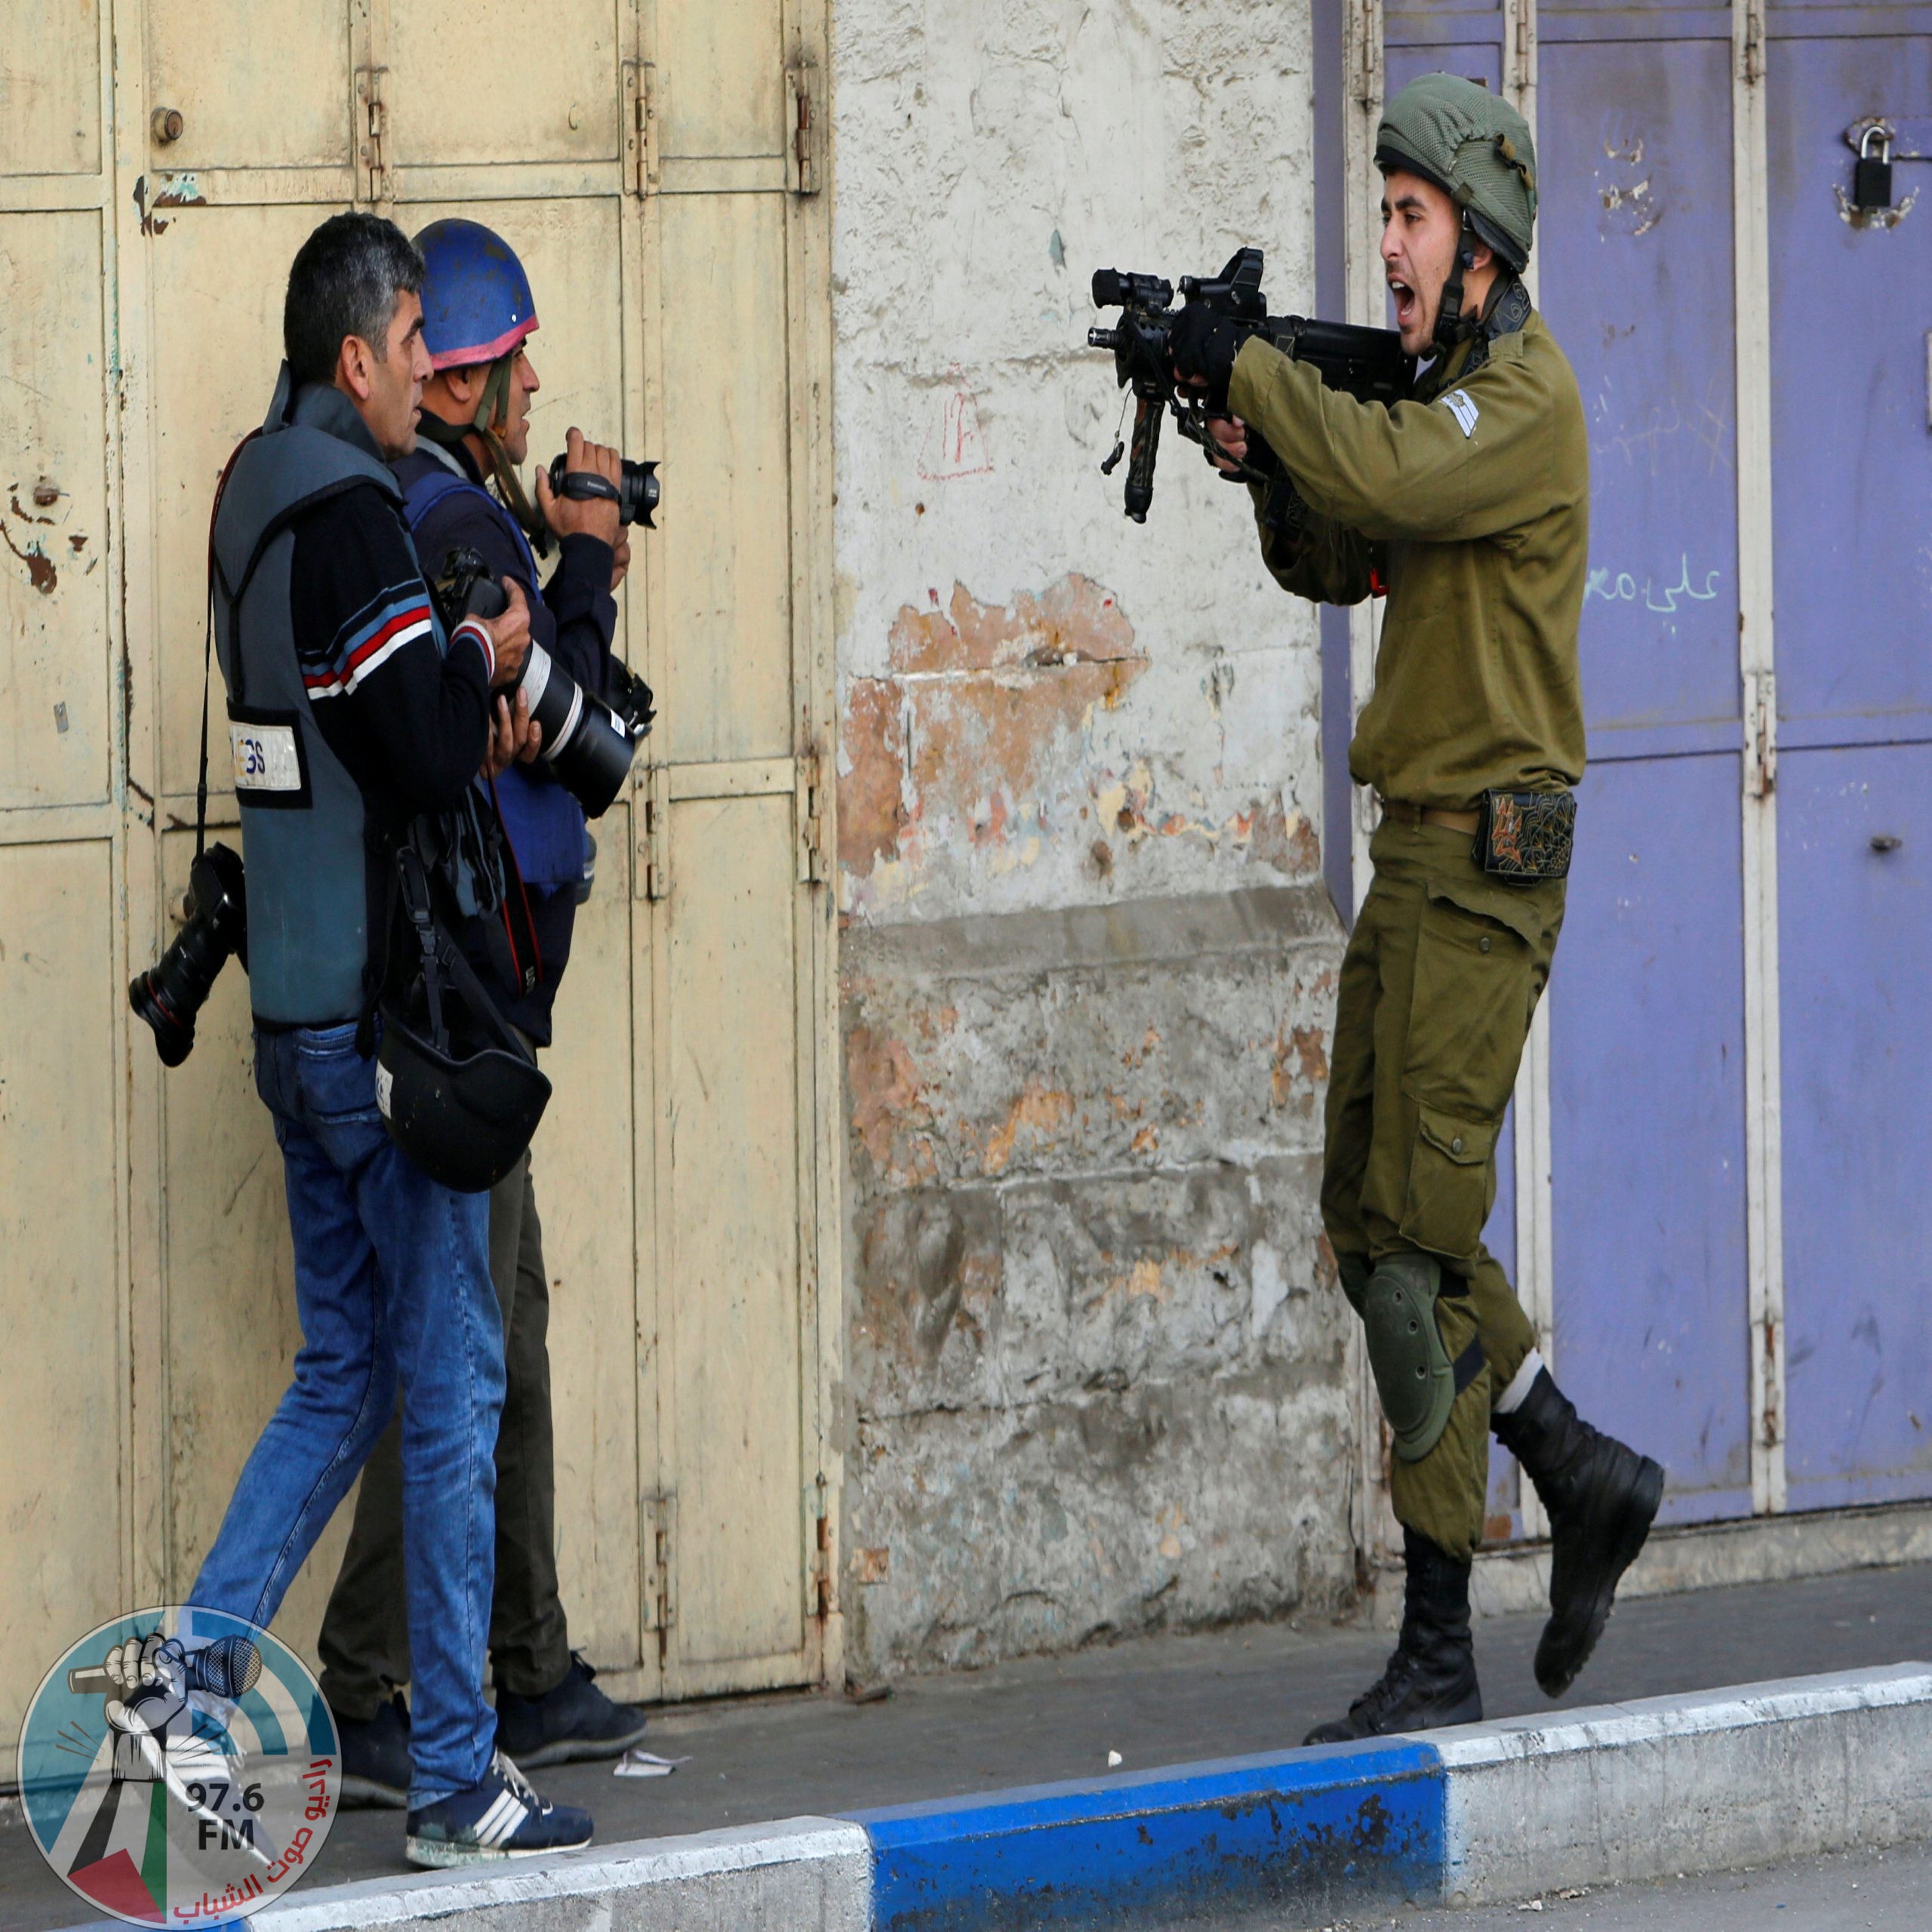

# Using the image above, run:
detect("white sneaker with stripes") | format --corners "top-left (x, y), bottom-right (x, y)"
top-left (405, 1749), bottom-right (594, 1868)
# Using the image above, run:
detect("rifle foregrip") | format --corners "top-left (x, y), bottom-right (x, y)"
top-left (1124, 393), bottom-right (1161, 524)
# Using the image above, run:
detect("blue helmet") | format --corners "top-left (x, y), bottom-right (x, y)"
top-left (413, 218), bottom-right (538, 371)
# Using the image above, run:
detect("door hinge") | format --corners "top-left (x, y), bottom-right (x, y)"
top-left (638, 765), bottom-right (670, 900)
top-left (643, 1492), bottom-right (677, 1633)
top-left (623, 60), bottom-right (659, 196)
top-left (797, 755), bottom-right (828, 884)
top-left (1745, 668), bottom-right (1777, 799)
top-left (1509, 7), bottom-right (1532, 97)
top-left (1758, 1317), bottom-right (1782, 1445)
top-left (1740, 1), bottom-right (1765, 85)
top-left (1352, 0), bottom-right (1380, 109)
top-left (355, 66), bottom-right (389, 205)
top-left (786, 57), bottom-right (823, 195)
top-left (809, 1472), bottom-right (833, 1621)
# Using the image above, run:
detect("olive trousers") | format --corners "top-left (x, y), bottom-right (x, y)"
top-left (316, 1149), bottom-right (574, 1718)
top-left (1322, 816), bottom-right (1567, 1561)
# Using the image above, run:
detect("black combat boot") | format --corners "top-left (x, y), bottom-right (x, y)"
top-left (1305, 1530), bottom-right (1482, 1745)
top-left (1494, 1367), bottom-right (1665, 1697)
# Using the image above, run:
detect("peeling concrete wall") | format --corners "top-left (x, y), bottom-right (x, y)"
top-left (840, 891), bottom-right (1358, 1671)
top-left (831, 0), bottom-right (1353, 1678)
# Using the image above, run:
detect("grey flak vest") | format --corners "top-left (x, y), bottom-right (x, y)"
top-left (211, 368), bottom-right (443, 1026)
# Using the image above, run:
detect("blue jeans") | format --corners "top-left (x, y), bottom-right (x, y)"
top-left (189, 1022), bottom-right (505, 1807)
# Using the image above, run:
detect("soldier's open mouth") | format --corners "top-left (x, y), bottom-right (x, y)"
top-left (1389, 278), bottom-right (1417, 328)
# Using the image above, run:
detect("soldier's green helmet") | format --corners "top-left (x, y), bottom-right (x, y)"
top-left (1376, 74), bottom-right (1538, 271)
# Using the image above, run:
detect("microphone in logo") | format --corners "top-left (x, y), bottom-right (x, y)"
top-left (67, 1635), bottom-right (263, 1700)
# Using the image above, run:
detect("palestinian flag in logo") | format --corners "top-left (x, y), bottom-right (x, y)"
top-left (49, 1760), bottom-right (171, 1924)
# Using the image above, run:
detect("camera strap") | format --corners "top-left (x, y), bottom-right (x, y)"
top-left (554, 469), bottom-right (620, 507)
top-left (485, 775), bottom-right (543, 998)
top-left (382, 838), bottom-right (535, 1065)
top-left (395, 844), bottom-right (451, 1046)
top-left (195, 577), bottom-right (213, 864)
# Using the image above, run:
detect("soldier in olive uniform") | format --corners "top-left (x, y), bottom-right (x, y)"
top-left (1171, 74), bottom-right (1664, 1740)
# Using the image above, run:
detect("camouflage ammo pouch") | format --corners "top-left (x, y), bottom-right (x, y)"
top-left (1474, 788), bottom-right (1576, 883)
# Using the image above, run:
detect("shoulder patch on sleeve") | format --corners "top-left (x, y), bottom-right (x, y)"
top-left (1441, 389), bottom-right (1479, 438)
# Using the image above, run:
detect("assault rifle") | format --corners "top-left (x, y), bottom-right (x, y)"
top-left (1087, 247), bottom-right (1414, 523)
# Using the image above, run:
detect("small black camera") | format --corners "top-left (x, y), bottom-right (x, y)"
top-left (130, 841), bottom-right (248, 1067)
top-left (546, 453), bottom-right (660, 529)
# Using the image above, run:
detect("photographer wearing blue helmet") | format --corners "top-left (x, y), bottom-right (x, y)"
top-left (316, 218), bottom-right (653, 1801)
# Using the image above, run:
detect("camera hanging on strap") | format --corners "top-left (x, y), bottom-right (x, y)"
top-left (129, 433), bottom-right (260, 1069)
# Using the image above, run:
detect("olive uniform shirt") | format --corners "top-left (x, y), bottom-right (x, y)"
top-left (1226, 309), bottom-right (1589, 808)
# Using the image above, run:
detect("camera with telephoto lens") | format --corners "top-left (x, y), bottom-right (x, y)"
top-left (546, 451), bottom-right (659, 529)
top-left (129, 841), bottom-right (248, 1067)
top-left (436, 548), bottom-right (652, 820)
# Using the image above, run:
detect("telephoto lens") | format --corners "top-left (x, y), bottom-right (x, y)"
top-left (129, 841), bottom-right (248, 1066)
top-left (517, 640), bottom-right (642, 818)
top-left (445, 551), bottom-right (645, 820)
top-left (546, 452), bottom-right (660, 528)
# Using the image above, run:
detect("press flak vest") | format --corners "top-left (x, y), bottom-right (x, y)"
top-left (211, 368), bottom-right (448, 1026)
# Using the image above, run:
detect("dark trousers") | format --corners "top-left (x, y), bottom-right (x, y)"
top-left (317, 1149), bottom-right (573, 1719)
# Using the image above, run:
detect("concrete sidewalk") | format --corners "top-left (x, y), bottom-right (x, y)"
top-left (3, 1562), bottom-right (1929, 1930)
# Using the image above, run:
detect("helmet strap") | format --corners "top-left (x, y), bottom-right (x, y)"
top-left (462, 351), bottom-right (552, 558)
top-left (472, 356), bottom-right (512, 438)
top-left (1432, 218), bottom-right (1481, 355)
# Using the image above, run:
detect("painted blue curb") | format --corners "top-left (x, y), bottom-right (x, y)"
top-left (846, 1737), bottom-right (1445, 1930)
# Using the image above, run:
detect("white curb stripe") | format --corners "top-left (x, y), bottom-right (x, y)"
top-left (256, 1817), bottom-right (871, 1930)
top-left (1436, 1664), bottom-right (1932, 1903)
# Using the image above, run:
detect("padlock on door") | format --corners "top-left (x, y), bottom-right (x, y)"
top-left (1853, 125), bottom-right (1894, 212)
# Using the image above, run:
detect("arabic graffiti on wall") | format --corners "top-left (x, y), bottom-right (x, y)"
top-left (1585, 553), bottom-right (1724, 615)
